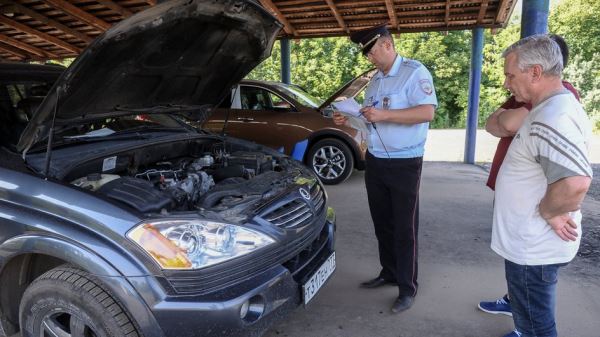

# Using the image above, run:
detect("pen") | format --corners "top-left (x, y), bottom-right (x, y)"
top-left (359, 100), bottom-right (379, 117)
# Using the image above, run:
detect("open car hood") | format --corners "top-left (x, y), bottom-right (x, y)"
top-left (18, 0), bottom-right (281, 152)
top-left (318, 68), bottom-right (377, 110)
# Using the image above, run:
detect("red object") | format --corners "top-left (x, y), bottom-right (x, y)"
top-left (486, 81), bottom-right (580, 191)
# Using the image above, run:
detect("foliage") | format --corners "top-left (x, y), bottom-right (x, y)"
top-left (564, 54), bottom-right (600, 130)
top-left (395, 31), bottom-right (471, 128)
top-left (549, 0), bottom-right (600, 130)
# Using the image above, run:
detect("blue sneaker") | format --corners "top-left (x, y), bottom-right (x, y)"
top-left (503, 330), bottom-right (522, 337)
top-left (477, 294), bottom-right (512, 316)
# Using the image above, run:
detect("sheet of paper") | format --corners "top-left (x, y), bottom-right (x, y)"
top-left (331, 98), bottom-right (369, 134)
top-left (332, 97), bottom-right (362, 118)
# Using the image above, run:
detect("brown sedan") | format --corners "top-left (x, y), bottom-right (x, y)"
top-left (202, 70), bottom-right (375, 184)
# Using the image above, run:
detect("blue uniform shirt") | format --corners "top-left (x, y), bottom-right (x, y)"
top-left (363, 55), bottom-right (438, 158)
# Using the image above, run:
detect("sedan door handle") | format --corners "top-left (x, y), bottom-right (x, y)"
top-left (236, 117), bottom-right (255, 122)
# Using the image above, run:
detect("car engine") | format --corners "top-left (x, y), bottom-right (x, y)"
top-left (70, 150), bottom-right (299, 218)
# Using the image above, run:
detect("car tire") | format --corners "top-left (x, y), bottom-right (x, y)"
top-left (307, 138), bottom-right (354, 185)
top-left (20, 265), bottom-right (140, 337)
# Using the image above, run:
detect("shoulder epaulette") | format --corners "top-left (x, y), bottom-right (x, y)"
top-left (401, 59), bottom-right (421, 69)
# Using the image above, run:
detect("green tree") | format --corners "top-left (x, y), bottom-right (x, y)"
top-left (549, 0), bottom-right (600, 130)
top-left (396, 31), bottom-right (471, 128)
top-left (564, 54), bottom-right (600, 130)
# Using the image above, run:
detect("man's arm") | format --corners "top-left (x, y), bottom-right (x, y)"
top-left (539, 175), bottom-right (592, 241)
top-left (539, 176), bottom-right (591, 218)
top-left (360, 104), bottom-right (434, 125)
top-left (485, 107), bottom-right (529, 137)
top-left (498, 107), bottom-right (529, 134)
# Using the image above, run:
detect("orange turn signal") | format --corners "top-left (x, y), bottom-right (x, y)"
top-left (128, 224), bottom-right (192, 269)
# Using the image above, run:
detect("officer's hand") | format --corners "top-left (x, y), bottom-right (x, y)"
top-left (360, 106), bottom-right (387, 123)
top-left (332, 111), bottom-right (349, 126)
top-left (545, 213), bottom-right (578, 242)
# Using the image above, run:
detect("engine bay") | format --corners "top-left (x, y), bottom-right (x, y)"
top-left (71, 150), bottom-right (291, 215)
top-left (23, 137), bottom-right (311, 220)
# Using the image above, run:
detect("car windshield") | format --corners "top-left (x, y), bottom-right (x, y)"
top-left (272, 83), bottom-right (322, 108)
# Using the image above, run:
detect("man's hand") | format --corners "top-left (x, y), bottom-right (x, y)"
top-left (332, 111), bottom-right (349, 127)
top-left (360, 106), bottom-right (387, 123)
top-left (545, 212), bottom-right (578, 242)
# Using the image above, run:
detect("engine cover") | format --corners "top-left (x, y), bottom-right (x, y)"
top-left (98, 177), bottom-right (173, 213)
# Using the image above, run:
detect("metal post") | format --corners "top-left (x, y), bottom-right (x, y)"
top-left (521, 0), bottom-right (550, 38)
top-left (464, 28), bottom-right (484, 164)
top-left (280, 39), bottom-right (291, 84)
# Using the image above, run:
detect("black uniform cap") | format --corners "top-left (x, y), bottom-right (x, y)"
top-left (350, 23), bottom-right (390, 55)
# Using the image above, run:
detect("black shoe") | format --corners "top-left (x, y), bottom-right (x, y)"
top-left (359, 276), bottom-right (396, 288)
top-left (391, 295), bottom-right (414, 313)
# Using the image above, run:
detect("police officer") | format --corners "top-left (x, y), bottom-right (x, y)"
top-left (334, 24), bottom-right (437, 313)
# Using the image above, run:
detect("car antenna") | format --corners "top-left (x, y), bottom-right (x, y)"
top-left (221, 84), bottom-right (239, 137)
top-left (43, 87), bottom-right (60, 179)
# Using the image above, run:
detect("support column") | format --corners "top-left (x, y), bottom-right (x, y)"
top-left (464, 28), bottom-right (484, 164)
top-left (280, 39), bottom-right (291, 84)
top-left (521, 0), bottom-right (550, 38)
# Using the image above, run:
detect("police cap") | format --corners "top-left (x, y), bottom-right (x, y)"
top-left (350, 23), bottom-right (390, 55)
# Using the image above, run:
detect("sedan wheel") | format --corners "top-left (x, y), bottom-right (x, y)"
top-left (307, 138), bottom-right (354, 185)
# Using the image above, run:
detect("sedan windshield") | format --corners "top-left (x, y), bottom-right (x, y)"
top-left (272, 83), bottom-right (322, 108)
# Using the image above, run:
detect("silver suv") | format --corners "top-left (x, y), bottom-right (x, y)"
top-left (0, 2), bottom-right (335, 337)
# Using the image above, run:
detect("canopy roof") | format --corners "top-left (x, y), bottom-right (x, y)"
top-left (0, 0), bottom-right (517, 62)
top-left (259, 0), bottom-right (518, 38)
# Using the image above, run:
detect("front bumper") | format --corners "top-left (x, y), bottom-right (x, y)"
top-left (128, 217), bottom-right (336, 337)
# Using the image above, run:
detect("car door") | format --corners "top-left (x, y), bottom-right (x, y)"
top-left (213, 85), bottom-right (308, 154)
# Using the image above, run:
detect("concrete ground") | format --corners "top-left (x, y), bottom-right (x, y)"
top-left (264, 163), bottom-right (600, 337)
top-left (264, 130), bottom-right (600, 337)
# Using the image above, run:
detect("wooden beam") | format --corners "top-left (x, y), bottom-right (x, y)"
top-left (384, 0), bottom-right (399, 29)
top-left (445, 0), bottom-right (451, 26)
top-left (324, 0), bottom-right (349, 33)
top-left (43, 0), bottom-right (111, 31)
top-left (96, 0), bottom-right (133, 18)
top-left (0, 33), bottom-right (58, 58)
top-left (0, 43), bottom-right (27, 59)
top-left (259, 0), bottom-right (297, 36)
top-left (290, 21), bottom-right (504, 39)
top-left (477, 0), bottom-right (489, 24)
top-left (0, 14), bottom-right (82, 53)
top-left (495, 0), bottom-right (512, 24)
top-left (4, 3), bottom-right (93, 43)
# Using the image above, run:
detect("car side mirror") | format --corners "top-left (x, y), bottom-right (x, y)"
top-left (321, 105), bottom-right (334, 118)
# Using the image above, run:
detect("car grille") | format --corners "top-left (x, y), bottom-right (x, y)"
top-left (282, 220), bottom-right (330, 280)
top-left (263, 184), bottom-right (325, 229)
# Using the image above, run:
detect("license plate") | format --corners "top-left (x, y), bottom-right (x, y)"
top-left (302, 252), bottom-right (336, 305)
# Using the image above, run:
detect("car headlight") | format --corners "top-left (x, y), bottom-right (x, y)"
top-left (127, 220), bottom-right (275, 270)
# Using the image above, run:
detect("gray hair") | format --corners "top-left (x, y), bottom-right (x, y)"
top-left (502, 34), bottom-right (563, 76)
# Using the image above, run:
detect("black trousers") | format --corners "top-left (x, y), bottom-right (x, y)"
top-left (365, 151), bottom-right (422, 297)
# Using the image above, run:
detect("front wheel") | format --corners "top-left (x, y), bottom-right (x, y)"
top-left (306, 138), bottom-right (354, 185)
top-left (20, 265), bottom-right (140, 337)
